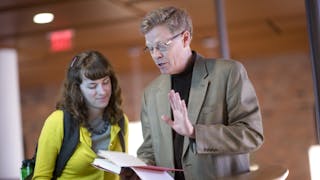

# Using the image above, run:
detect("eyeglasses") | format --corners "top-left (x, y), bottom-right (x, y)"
top-left (144, 31), bottom-right (184, 53)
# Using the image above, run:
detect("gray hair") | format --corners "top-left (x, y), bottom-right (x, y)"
top-left (140, 6), bottom-right (193, 37)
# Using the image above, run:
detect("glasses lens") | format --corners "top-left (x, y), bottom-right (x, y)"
top-left (144, 44), bottom-right (168, 53)
top-left (144, 31), bottom-right (183, 53)
top-left (157, 43), bottom-right (169, 52)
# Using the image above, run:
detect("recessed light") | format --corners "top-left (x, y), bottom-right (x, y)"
top-left (33, 13), bottom-right (54, 24)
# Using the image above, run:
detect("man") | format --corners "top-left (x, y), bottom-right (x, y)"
top-left (137, 6), bottom-right (264, 179)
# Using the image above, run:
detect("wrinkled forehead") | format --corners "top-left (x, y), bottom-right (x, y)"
top-left (144, 25), bottom-right (173, 45)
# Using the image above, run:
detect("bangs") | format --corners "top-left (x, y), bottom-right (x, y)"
top-left (81, 62), bottom-right (110, 80)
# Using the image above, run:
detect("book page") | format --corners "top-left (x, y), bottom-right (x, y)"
top-left (95, 150), bottom-right (183, 178)
top-left (97, 150), bottom-right (146, 167)
top-left (92, 158), bottom-right (122, 174)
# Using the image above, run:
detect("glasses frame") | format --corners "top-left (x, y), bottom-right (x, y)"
top-left (144, 31), bottom-right (185, 53)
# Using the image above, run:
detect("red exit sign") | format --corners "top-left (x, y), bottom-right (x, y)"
top-left (49, 29), bottom-right (74, 52)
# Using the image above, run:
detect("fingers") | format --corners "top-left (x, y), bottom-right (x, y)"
top-left (181, 99), bottom-right (188, 116)
top-left (168, 91), bottom-right (176, 110)
top-left (168, 90), bottom-right (183, 111)
top-left (168, 90), bottom-right (177, 110)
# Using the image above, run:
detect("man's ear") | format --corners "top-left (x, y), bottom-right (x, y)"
top-left (182, 31), bottom-right (192, 47)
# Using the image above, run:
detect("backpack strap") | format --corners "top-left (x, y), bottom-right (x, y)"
top-left (118, 115), bottom-right (126, 153)
top-left (52, 110), bottom-right (79, 179)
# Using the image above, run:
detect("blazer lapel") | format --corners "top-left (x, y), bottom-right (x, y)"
top-left (188, 58), bottom-right (209, 125)
top-left (183, 57), bottom-right (210, 155)
top-left (156, 75), bottom-right (173, 149)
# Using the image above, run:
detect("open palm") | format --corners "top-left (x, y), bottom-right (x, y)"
top-left (161, 90), bottom-right (194, 138)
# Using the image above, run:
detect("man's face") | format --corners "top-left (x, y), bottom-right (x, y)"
top-left (144, 25), bottom-right (185, 74)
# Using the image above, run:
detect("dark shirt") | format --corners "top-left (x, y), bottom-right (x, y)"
top-left (171, 52), bottom-right (196, 180)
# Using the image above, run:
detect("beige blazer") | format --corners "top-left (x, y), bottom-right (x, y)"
top-left (137, 52), bottom-right (264, 180)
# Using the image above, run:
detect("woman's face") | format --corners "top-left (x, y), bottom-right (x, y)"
top-left (80, 75), bottom-right (112, 112)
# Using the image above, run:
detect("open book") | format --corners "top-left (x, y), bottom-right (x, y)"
top-left (92, 150), bottom-right (183, 180)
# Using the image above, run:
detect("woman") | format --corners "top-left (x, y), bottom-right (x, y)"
top-left (33, 50), bottom-right (128, 179)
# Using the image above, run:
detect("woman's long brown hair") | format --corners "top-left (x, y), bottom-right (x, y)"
top-left (56, 50), bottom-right (123, 127)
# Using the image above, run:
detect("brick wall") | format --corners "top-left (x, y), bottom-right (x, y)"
top-left (21, 51), bottom-right (316, 179)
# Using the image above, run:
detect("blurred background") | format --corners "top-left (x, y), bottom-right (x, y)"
top-left (0, 0), bottom-right (316, 179)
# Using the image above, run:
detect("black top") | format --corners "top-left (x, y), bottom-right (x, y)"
top-left (171, 52), bottom-right (196, 180)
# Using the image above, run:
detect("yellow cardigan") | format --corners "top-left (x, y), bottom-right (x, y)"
top-left (33, 110), bottom-right (129, 180)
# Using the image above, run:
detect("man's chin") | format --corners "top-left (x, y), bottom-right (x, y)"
top-left (159, 68), bottom-right (170, 74)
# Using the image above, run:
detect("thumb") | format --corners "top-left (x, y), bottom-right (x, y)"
top-left (161, 115), bottom-right (174, 127)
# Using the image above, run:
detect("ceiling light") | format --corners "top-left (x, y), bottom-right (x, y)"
top-left (33, 13), bottom-right (54, 24)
